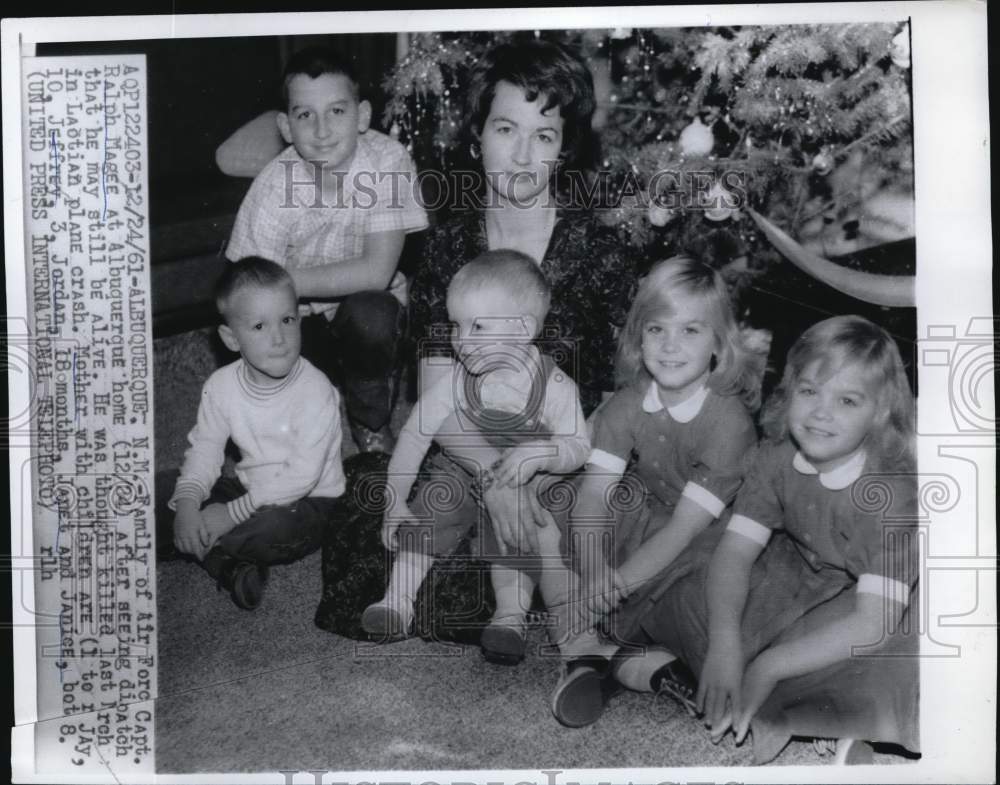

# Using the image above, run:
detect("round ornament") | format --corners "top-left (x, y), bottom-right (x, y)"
top-left (647, 203), bottom-right (675, 227)
top-left (704, 180), bottom-right (739, 222)
top-left (678, 117), bottom-right (715, 156)
top-left (811, 150), bottom-right (835, 175)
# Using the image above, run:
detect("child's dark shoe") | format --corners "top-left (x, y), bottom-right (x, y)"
top-left (361, 600), bottom-right (413, 641)
top-left (203, 546), bottom-right (267, 610)
top-left (550, 656), bottom-right (623, 728)
top-left (650, 659), bottom-right (699, 718)
top-left (480, 620), bottom-right (526, 665)
top-left (229, 562), bottom-right (268, 610)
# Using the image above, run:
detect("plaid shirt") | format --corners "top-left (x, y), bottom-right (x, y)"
top-left (226, 129), bottom-right (428, 316)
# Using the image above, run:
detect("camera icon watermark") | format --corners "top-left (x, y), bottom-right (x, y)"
top-left (417, 325), bottom-right (581, 443)
top-left (918, 317), bottom-right (997, 435)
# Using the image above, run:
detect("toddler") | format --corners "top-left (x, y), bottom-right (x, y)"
top-left (362, 249), bottom-right (590, 659)
top-left (170, 257), bottom-right (344, 609)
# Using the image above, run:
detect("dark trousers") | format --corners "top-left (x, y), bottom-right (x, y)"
top-left (201, 476), bottom-right (339, 577)
top-left (300, 291), bottom-right (405, 432)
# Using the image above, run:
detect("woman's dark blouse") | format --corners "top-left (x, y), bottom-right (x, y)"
top-left (409, 209), bottom-right (636, 415)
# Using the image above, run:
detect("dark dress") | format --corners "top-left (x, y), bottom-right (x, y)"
top-left (628, 441), bottom-right (920, 763)
top-left (408, 208), bottom-right (636, 415)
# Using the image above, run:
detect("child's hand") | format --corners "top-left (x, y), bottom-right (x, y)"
top-left (697, 636), bottom-right (745, 743)
top-left (201, 503), bottom-right (237, 549)
top-left (173, 500), bottom-right (209, 560)
top-left (382, 499), bottom-right (416, 551)
top-left (492, 441), bottom-right (556, 488)
top-left (733, 652), bottom-right (779, 744)
top-left (583, 566), bottom-right (629, 622)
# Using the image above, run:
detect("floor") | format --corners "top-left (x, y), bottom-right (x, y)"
top-left (152, 328), bottom-right (915, 773)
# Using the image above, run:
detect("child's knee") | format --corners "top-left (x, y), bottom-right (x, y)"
top-left (535, 521), bottom-right (563, 554)
top-left (335, 291), bottom-right (403, 346)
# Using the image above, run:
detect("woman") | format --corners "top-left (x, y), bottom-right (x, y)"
top-left (405, 38), bottom-right (637, 657)
top-left (409, 37), bottom-right (635, 416)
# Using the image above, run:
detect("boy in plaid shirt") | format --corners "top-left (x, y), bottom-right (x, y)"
top-left (227, 45), bottom-right (427, 454)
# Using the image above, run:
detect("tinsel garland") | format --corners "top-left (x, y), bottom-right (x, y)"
top-left (382, 23), bottom-right (913, 278)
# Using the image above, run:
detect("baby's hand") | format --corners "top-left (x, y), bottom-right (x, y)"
top-left (493, 441), bottom-right (557, 488)
top-left (201, 503), bottom-right (237, 550)
top-left (382, 499), bottom-right (416, 551)
top-left (173, 500), bottom-right (209, 560)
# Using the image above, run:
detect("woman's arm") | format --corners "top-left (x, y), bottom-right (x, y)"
top-left (733, 590), bottom-right (903, 743)
top-left (432, 410), bottom-right (547, 556)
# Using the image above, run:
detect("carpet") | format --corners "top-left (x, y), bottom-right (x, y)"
top-left (152, 329), bottom-right (914, 773)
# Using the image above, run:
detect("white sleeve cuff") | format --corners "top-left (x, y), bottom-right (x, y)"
top-left (587, 448), bottom-right (627, 477)
top-left (727, 514), bottom-right (772, 547)
top-left (857, 573), bottom-right (911, 606)
top-left (682, 481), bottom-right (726, 518)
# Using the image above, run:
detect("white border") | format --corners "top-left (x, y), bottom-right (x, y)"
top-left (4, 3), bottom-right (995, 783)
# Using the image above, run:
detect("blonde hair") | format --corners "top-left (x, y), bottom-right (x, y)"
top-left (447, 249), bottom-right (552, 332)
top-left (760, 315), bottom-right (916, 472)
top-left (615, 256), bottom-right (761, 411)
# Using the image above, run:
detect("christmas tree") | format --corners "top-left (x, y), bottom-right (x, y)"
top-left (383, 22), bottom-right (914, 284)
top-left (383, 23), bottom-right (917, 386)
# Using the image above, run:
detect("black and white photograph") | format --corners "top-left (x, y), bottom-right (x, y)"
top-left (3, 4), bottom-right (994, 783)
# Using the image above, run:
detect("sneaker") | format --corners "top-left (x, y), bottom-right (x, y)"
top-left (651, 659), bottom-right (699, 718)
top-left (361, 599), bottom-right (413, 641)
top-left (481, 620), bottom-right (527, 665)
top-left (550, 656), bottom-right (623, 728)
top-left (834, 738), bottom-right (874, 765)
top-left (228, 561), bottom-right (268, 611)
top-left (350, 422), bottom-right (396, 455)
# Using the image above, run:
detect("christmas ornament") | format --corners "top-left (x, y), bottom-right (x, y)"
top-left (890, 29), bottom-right (910, 69)
top-left (704, 180), bottom-right (739, 222)
top-left (678, 117), bottom-right (715, 156)
top-left (390, 122), bottom-right (401, 140)
top-left (647, 203), bottom-right (675, 227)
top-left (811, 150), bottom-right (835, 175)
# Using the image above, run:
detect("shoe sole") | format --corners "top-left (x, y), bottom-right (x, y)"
top-left (481, 625), bottom-right (526, 666)
top-left (231, 565), bottom-right (265, 610)
top-left (551, 666), bottom-right (609, 728)
top-left (361, 605), bottom-right (409, 641)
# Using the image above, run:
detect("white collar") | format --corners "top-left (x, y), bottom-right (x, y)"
top-left (642, 382), bottom-right (709, 423)
top-left (793, 449), bottom-right (867, 490)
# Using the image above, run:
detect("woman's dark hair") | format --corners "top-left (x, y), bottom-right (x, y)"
top-left (465, 38), bottom-right (597, 169)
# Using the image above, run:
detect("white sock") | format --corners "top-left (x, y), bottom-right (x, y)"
top-left (383, 549), bottom-right (433, 614)
top-left (491, 565), bottom-right (534, 625)
top-left (614, 647), bottom-right (677, 692)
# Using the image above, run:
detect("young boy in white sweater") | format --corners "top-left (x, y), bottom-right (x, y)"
top-left (170, 257), bottom-right (345, 609)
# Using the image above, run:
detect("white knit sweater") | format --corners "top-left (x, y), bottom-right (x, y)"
top-left (169, 357), bottom-right (345, 524)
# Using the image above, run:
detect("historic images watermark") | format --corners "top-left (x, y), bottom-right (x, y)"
top-left (278, 159), bottom-right (748, 214)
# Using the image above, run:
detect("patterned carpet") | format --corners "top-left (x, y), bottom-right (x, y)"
top-left (152, 329), bottom-right (913, 773)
